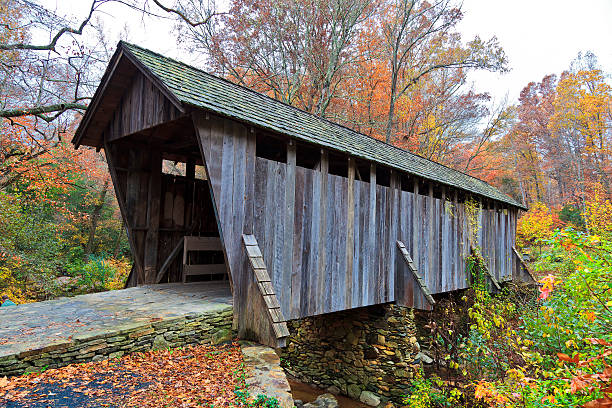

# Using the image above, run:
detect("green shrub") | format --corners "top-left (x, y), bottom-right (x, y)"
top-left (79, 255), bottom-right (116, 292)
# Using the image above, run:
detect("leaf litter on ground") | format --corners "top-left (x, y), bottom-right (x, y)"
top-left (0, 342), bottom-right (247, 408)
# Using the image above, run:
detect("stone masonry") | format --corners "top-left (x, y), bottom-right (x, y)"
top-left (281, 304), bottom-right (422, 406)
top-left (0, 282), bottom-right (233, 376)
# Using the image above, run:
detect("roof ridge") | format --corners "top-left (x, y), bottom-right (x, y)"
top-left (119, 41), bottom-right (525, 209)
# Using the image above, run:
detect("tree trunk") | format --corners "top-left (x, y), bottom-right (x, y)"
top-left (113, 218), bottom-right (125, 258)
top-left (85, 178), bottom-right (109, 257)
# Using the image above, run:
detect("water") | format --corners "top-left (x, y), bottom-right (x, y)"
top-left (288, 379), bottom-right (370, 408)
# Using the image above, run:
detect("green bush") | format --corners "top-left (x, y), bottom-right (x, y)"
top-left (78, 255), bottom-right (116, 292)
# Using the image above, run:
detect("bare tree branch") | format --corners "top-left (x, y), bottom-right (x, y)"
top-left (0, 0), bottom-right (102, 51)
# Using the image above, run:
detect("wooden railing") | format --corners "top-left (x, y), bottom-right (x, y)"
top-left (512, 246), bottom-right (538, 284)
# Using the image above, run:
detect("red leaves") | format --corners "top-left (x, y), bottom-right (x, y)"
top-left (557, 352), bottom-right (580, 364)
top-left (0, 343), bottom-right (247, 407)
top-left (587, 338), bottom-right (612, 347)
top-left (583, 396), bottom-right (612, 408)
top-left (538, 275), bottom-right (558, 300)
top-left (557, 338), bottom-right (612, 408)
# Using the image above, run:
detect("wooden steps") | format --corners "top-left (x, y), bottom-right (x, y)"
top-left (396, 241), bottom-right (436, 306)
top-left (242, 234), bottom-right (290, 346)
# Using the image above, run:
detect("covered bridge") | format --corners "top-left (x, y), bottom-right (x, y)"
top-left (72, 42), bottom-right (529, 348)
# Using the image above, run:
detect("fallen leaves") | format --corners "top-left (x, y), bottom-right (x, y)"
top-left (0, 342), bottom-right (247, 407)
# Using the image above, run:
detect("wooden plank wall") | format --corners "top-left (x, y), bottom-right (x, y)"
top-left (105, 72), bottom-right (182, 143)
top-left (193, 113), bottom-right (256, 336)
top-left (193, 112), bottom-right (520, 324)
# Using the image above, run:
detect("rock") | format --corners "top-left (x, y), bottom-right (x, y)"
top-left (359, 391), bottom-right (381, 407)
top-left (346, 331), bottom-right (358, 345)
top-left (109, 351), bottom-right (124, 359)
top-left (326, 385), bottom-right (340, 394)
top-left (55, 276), bottom-right (78, 287)
top-left (416, 352), bottom-right (433, 364)
top-left (211, 328), bottom-right (232, 345)
top-left (152, 334), bottom-right (170, 349)
top-left (347, 384), bottom-right (362, 399)
top-left (294, 399), bottom-right (304, 408)
top-left (303, 393), bottom-right (338, 408)
top-left (364, 346), bottom-right (379, 359)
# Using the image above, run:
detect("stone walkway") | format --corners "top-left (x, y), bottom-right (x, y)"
top-left (0, 282), bottom-right (233, 375)
top-left (241, 342), bottom-right (294, 408)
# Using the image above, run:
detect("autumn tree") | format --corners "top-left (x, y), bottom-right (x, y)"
top-left (377, 0), bottom-right (507, 143)
top-left (177, 0), bottom-right (372, 117)
top-left (498, 52), bottom-right (612, 209)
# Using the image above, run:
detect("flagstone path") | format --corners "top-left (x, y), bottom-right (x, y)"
top-left (0, 282), bottom-right (233, 376)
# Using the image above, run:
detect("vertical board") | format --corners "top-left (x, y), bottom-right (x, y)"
top-left (192, 111), bottom-right (522, 322)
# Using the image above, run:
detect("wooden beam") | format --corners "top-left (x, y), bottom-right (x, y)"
top-left (412, 179), bottom-right (419, 288)
top-left (242, 234), bottom-right (289, 346)
top-left (155, 237), bottom-right (184, 283)
top-left (284, 140), bottom-right (296, 315)
top-left (317, 149), bottom-right (329, 314)
top-left (512, 246), bottom-right (538, 283)
top-left (368, 163), bottom-right (376, 304)
top-left (183, 236), bottom-right (223, 252)
top-left (396, 241), bottom-right (436, 306)
top-left (428, 183), bottom-right (435, 292)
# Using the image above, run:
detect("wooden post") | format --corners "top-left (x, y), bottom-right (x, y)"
top-left (345, 157), bottom-right (355, 308)
top-left (284, 140), bottom-right (296, 315)
top-left (316, 149), bottom-right (329, 314)
top-left (184, 158), bottom-right (195, 230)
top-left (428, 183), bottom-right (434, 291)
top-left (368, 163), bottom-right (376, 304)
top-left (412, 179), bottom-right (419, 281)
top-left (388, 170), bottom-right (398, 303)
top-left (143, 149), bottom-right (162, 283)
top-left (441, 185), bottom-right (447, 292)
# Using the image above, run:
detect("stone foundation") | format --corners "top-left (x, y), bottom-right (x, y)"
top-left (281, 304), bottom-right (421, 405)
top-left (0, 307), bottom-right (233, 376)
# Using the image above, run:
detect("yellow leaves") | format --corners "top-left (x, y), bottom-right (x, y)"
top-left (517, 202), bottom-right (556, 249)
top-left (584, 190), bottom-right (612, 237)
top-left (541, 394), bottom-right (557, 404)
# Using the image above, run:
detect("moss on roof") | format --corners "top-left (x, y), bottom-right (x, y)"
top-left (121, 42), bottom-right (524, 209)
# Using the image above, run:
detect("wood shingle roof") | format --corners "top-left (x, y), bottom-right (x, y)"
top-left (79, 41), bottom-right (525, 209)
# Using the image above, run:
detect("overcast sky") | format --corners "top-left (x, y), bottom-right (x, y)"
top-left (42, 0), bottom-right (612, 104)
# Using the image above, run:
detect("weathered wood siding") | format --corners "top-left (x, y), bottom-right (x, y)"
top-left (193, 113), bottom-right (520, 323)
top-left (105, 72), bottom-right (182, 142)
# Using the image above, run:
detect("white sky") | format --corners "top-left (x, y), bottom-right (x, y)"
top-left (40, 0), bottom-right (612, 105)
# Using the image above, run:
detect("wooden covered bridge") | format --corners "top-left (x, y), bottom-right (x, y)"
top-left (72, 42), bottom-right (529, 348)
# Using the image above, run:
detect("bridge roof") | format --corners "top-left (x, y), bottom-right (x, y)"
top-left (75, 42), bottom-right (525, 210)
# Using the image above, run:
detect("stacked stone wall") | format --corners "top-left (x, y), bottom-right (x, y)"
top-left (0, 307), bottom-right (233, 376)
top-left (281, 304), bottom-right (422, 406)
